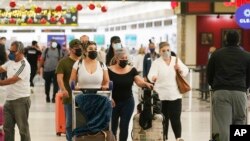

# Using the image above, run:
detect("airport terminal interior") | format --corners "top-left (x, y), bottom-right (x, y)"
top-left (0, 0), bottom-right (250, 141)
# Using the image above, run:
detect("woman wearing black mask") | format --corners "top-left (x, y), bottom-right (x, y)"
top-left (108, 48), bottom-right (152, 141)
top-left (70, 41), bottom-right (109, 91)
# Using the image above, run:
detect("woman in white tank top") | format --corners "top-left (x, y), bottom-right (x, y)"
top-left (70, 41), bottom-right (109, 90)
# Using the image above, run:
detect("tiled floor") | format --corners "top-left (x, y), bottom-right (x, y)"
top-left (0, 79), bottom-right (249, 141)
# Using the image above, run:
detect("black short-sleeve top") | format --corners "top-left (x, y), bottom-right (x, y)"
top-left (108, 67), bottom-right (138, 102)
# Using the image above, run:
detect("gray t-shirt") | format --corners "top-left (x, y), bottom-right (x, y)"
top-left (42, 47), bottom-right (62, 72)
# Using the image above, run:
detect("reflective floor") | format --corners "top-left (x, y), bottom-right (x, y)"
top-left (0, 78), bottom-right (249, 141)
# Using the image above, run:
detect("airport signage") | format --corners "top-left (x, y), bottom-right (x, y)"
top-left (235, 4), bottom-right (250, 29)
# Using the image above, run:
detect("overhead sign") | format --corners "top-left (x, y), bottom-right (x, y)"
top-left (235, 4), bottom-right (250, 29)
top-left (0, 9), bottom-right (78, 26)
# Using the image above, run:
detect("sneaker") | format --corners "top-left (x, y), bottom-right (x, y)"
top-left (46, 97), bottom-right (50, 103)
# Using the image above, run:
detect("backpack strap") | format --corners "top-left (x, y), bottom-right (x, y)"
top-left (44, 48), bottom-right (49, 61)
top-left (44, 47), bottom-right (61, 61)
top-left (76, 57), bottom-right (83, 84)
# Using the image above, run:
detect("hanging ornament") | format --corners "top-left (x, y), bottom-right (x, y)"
top-left (171, 1), bottom-right (179, 9)
top-left (9, 1), bottom-right (16, 8)
top-left (76, 4), bottom-right (83, 11)
top-left (89, 3), bottom-right (95, 10)
top-left (55, 5), bottom-right (62, 12)
top-left (40, 18), bottom-right (47, 24)
top-left (27, 18), bottom-right (33, 24)
top-left (50, 16), bottom-right (56, 23)
top-left (223, 2), bottom-right (235, 7)
top-left (9, 18), bottom-right (16, 24)
top-left (59, 17), bottom-right (65, 24)
top-left (35, 6), bottom-right (42, 13)
top-left (101, 6), bottom-right (107, 13)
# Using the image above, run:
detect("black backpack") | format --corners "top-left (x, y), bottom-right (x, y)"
top-left (138, 89), bottom-right (162, 130)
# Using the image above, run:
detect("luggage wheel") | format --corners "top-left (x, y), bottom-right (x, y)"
top-left (56, 132), bottom-right (61, 136)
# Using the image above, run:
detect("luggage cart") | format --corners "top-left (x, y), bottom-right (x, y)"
top-left (71, 89), bottom-right (113, 141)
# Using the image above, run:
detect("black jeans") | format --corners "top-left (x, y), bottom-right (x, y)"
top-left (43, 70), bottom-right (58, 100)
top-left (161, 99), bottom-right (182, 140)
top-left (112, 96), bottom-right (135, 141)
top-left (30, 68), bottom-right (37, 87)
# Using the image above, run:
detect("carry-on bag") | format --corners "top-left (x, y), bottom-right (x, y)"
top-left (132, 88), bottom-right (165, 141)
top-left (55, 92), bottom-right (66, 136)
top-left (71, 81), bottom-right (115, 141)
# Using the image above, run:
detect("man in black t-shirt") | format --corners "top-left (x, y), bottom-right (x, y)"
top-left (24, 40), bottom-right (42, 93)
top-left (0, 37), bottom-right (7, 80)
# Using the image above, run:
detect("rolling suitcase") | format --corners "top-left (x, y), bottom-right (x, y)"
top-left (55, 92), bottom-right (66, 136)
top-left (132, 89), bottom-right (165, 141)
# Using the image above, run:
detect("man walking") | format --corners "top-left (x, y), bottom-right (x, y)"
top-left (24, 40), bottom-right (42, 93)
top-left (39, 39), bottom-right (62, 103)
top-left (207, 30), bottom-right (250, 141)
top-left (56, 39), bottom-right (82, 141)
top-left (0, 41), bottom-right (31, 141)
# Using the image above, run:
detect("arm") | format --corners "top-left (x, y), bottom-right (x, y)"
top-left (207, 55), bottom-right (215, 86)
top-left (0, 75), bottom-right (20, 86)
top-left (0, 66), bottom-right (6, 73)
top-left (147, 60), bottom-right (158, 83)
top-left (102, 70), bottom-right (110, 90)
top-left (57, 73), bottom-right (69, 97)
top-left (175, 57), bottom-right (189, 77)
top-left (69, 68), bottom-right (77, 89)
top-left (134, 75), bottom-right (153, 89)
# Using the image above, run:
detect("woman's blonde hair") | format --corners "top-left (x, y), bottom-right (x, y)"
top-left (109, 48), bottom-right (129, 66)
top-left (159, 42), bottom-right (170, 50)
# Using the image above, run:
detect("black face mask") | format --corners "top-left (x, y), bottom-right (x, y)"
top-left (119, 60), bottom-right (128, 68)
top-left (74, 48), bottom-right (82, 57)
top-left (88, 51), bottom-right (97, 60)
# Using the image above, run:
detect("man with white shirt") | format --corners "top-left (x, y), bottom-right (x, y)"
top-left (0, 41), bottom-right (31, 141)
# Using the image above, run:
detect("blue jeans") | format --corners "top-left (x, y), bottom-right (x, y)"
top-left (112, 96), bottom-right (135, 141)
top-left (64, 104), bottom-right (72, 141)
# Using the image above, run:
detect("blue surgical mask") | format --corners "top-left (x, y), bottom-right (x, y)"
top-left (113, 43), bottom-right (122, 50)
top-left (8, 52), bottom-right (16, 61)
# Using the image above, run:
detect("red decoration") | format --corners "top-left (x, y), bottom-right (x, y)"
top-left (55, 5), bottom-right (62, 12)
top-left (89, 3), bottom-right (95, 10)
top-left (236, 0), bottom-right (247, 7)
top-left (9, 18), bottom-right (16, 24)
top-left (171, 1), bottom-right (179, 9)
top-left (50, 17), bottom-right (56, 23)
top-left (101, 6), bottom-right (107, 13)
top-left (59, 18), bottom-right (65, 24)
top-left (9, 1), bottom-right (16, 8)
top-left (76, 4), bottom-right (83, 11)
top-left (27, 18), bottom-right (33, 24)
top-left (40, 18), bottom-right (47, 24)
top-left (223, 2), bottom-right (235, 7)
top-left (35, 7), bottom-right (42, 13)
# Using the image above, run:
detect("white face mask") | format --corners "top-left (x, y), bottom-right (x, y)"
top-left (162, 50), bottom-right (171, 59)
top-left (113, 43), bottom-right (122, 50)
top-left (51, 42), bottom-right (57, 48)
